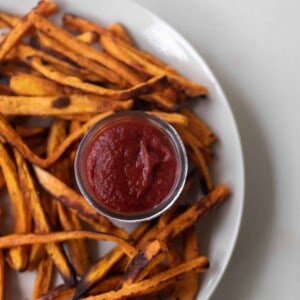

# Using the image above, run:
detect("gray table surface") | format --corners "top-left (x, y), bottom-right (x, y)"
top-left (136, 1), bottom-right (300, 299)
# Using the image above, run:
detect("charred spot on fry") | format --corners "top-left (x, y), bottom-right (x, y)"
top-left (51, 96), bottom-right (70, 108)
top-left (0, 74), bottom-right (10, 84)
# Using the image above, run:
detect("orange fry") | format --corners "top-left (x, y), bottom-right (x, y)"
top-left (36, 31), bottom-right (124, 86)
top-left (63, 14), bottom-right (177, 73)
top-left (107, 23), bottom-right (134, 44)
top-left (17, 43), bottom-right (104, 83)
top-left (189, 141), bottom-right (213, 191)
top-left (0, 12), bottom-right (20, 27)
top-left (82, 256), bottom-right (209, 300)
top-left (180, 108), bottom-right (217, 147)
top-left (0, 143), bottom-right (31, 271)
top-left (9, 73), bottom-right (73, 96)
top-left (171, 226), bottom-right (199, 299)
top-left (100, 33), bottom-right (207, 97)
top-left (32, 254), bottom-right (54, 300)
top-left (0, 0), bottom-right (57, 61)
top-left (62, 15), bottom-right (177, 110)
top-left (121, 239), bottom-right (168, 286)
top-left (31, 13), bottom-right (143, 85)
top-left (48, 119), bottom-right (90, 277)
top-left (0, 231), bottom-right (136, 258)
top-left (0, 95), bottom-right (133, 116)
top-left (27, 56), bottom-right (167, 100)
top-left (157, 185), bottom-right (230, 241)
top-left (14, 150), bottom-right (76, 286)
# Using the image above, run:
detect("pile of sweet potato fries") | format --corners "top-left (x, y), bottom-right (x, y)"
top-left (0, 1), bottom-right (230, 299)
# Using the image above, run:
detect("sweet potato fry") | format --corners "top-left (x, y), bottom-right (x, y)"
top-left (36, 32), bottom-right (125, 86)
top-left (107, 23), bottom-right (134, 44)
top-left (0, 143), bottom-right (31, 271)
top-left (69, 119), bottom-right (81, 166)
top-left (121, 239), bottom-right (168, 286)
top-left (32, 254), bottom-right (54, 300)
top-left (74, 222), bottom-right (150, 299)
top-left (39, 274), bottom-right (122, 300)
top-left (172, 226), bottom-right (199, 300)
top-left (176, 118), bottom-right (213, 191)
top-left (89, 274), bottom-right (122, 295)
top-left (0, 95), bottom-right (133, 116)
top-left (0, 12), bottom-right (20, 28)
top-left (39, 15), bottom-right (177, 110)
top-left (62, 13), bottom-right (107, 35)
top-left (57, 205), bottom-right (90, 276)
top-left (0, 231), bottom-right (136, 258)
top-left (0, 19), bottom-right (7, 28)
top-left (14, 150), bottom-right (76, 286)
top-left (175, 125), bottom-right (205, 149)
top-left (175, 126), bottom-right (214, 165)
top-left (33, 165), bottom-right (129, 239)
top-left (146, 111), bottom-right (188, 127)
top-left (27, 56), bottom-right (167, 100)
top-left (186, 133), bottom-right (213, 191)
top-left (63, 15), bottom-right (135, 52)
top-left (0, 250), bottom-right (4, 300)
top-left (17, 43), bottom-right (104, 83)
top-left (115, 225), bottom-right (161, 275)
top-left (48, 119), bottom-right (90, 277)
top-left (82, 256), bottom-right (209, 300)
top-left (0, 111), bottom-right (113, 168)
top-left (158, 178), bottom-right (193, 230)
top-left (63, 14), bottom-right (177, 74)
top-left (82, 43), bottom-right (176, 109)
top-left (27, 236), bottom-right (46, 271)
top-left (180, 108), bottom-right (217, 147)
top-left (100, 33), bottom-right (207, 97)
top-left (38, 285), bottom-right (74, 300)
top-left (0, 0), bottom-right (57, 61)
top-left (157, 184), bottom-right (230, 241)
top-left (0, 114), bottom-right (50, 167)
top-left (9, 73), bottom-right (73, 96)
top-left (0, 61), bottom-right (33, 75)
top-left (62, 17), bottom-right (177, 110)
top-left (127, 45), bottom-right (177, 74)
top-left (31, 13), bottom-right (144, 85)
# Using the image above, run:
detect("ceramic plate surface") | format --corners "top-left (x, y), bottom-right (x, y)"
top-left (0, 0), bottom-right (244, 299)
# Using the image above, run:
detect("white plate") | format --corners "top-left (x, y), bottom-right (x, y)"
top-left (0, 0), bottom-right (245, 299)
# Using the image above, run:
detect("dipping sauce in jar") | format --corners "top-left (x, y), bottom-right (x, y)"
top-left (75, 111), bottom-right (187, 222)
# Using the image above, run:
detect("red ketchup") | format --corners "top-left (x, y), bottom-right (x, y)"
top-left (84, 117), bottom-right (178, 213)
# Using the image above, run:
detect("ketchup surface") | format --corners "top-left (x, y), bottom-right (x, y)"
top-left (85, 118), bottom-right (177, 213)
